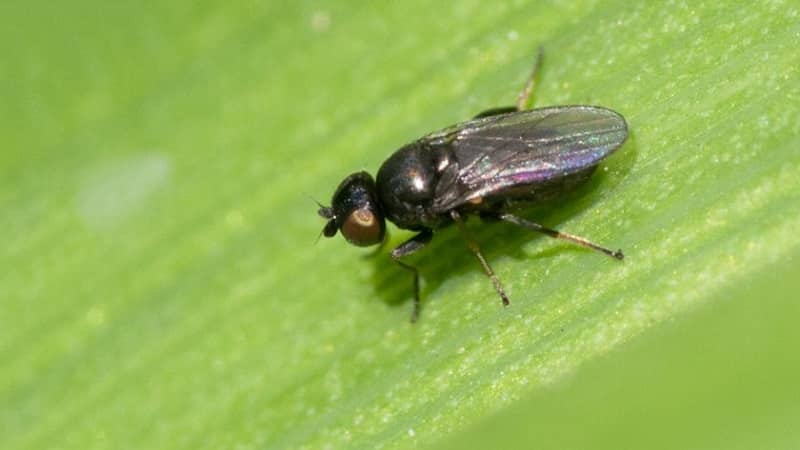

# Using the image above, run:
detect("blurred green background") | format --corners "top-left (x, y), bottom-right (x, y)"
top-left (2, 1), bottom-right (799, 449)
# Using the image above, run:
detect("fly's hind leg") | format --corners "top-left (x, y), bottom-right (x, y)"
top-left (473, 45), bottom-right (544, 118)
top-left (499, 213), bottom-right (624, 260)
top-left (391, 229), bottom-right (433, 322)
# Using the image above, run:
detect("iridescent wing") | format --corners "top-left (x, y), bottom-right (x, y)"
top-left (427, 105), bottom-right (628, 211)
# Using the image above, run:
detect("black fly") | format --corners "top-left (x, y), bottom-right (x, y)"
top-left (318, 48), bottom-right (627, 321)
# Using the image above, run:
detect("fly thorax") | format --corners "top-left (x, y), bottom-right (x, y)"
top-left (376, 143), bottom-right (447, 229)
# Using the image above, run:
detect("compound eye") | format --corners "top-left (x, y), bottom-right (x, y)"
top-left (341, 207), bottom-right (384, 247)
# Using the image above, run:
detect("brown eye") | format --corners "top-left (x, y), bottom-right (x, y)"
top-left (341, 207), bottom-right (384, 246)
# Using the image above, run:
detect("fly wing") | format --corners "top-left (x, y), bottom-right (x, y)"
top-left (429, 105), bottom-right (627, 211)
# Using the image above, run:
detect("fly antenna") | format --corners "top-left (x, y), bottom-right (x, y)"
top-left (304, 192), bottom-right (326, 209)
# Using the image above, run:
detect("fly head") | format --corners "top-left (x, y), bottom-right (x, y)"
top-left (319, 171), bottom-right (386, 247)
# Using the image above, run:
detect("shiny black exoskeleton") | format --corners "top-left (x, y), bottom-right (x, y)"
top-left (318, 48), bottom-right (628, 321)
top-left (376, 142), bottom-right (454, 230)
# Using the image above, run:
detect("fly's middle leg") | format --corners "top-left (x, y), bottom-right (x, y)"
top-left (451, 210), bottom-right (510, 306)
top-left (516, 45), bottom-right (544, 111)
top-left (473, 45), bottom-right (544, 119)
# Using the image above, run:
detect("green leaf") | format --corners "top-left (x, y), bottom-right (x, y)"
top-left (437, 256), bottom-right (800, 450)
top-left (2, 1), bottom-right (798, 449)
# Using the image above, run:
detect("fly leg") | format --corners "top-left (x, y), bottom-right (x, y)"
top-left (473, 106), bottom-right (517, 119)
top-left (499, 213), bottom-right (624, 260)
top-left (451, 210), bottom-right (510, 306)
top-left (391, 229), bottom-right (433, 322)
top-left (516, 45), bottom-right (544, 111)
top-left (473, 45), bottom-right (544, 118)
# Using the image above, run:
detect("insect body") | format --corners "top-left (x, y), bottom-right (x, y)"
top-left (318, 48), bottom-right (627, 321)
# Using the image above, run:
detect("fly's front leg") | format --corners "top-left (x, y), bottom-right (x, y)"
top-left (391, 229), bottom-right (433, 322)
top-left (499, 213), bottom-right (624, 260)
top-left (451, 210), bottom-right (510, 306)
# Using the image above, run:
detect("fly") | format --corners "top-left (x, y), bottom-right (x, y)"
top-left (318, 47), bottom-right (628, 321)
